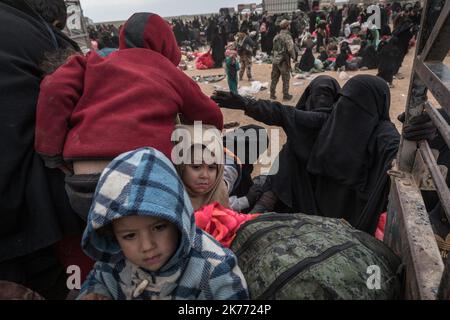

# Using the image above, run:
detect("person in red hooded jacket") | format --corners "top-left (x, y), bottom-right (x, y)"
top-left (35, 12), bottom-right (223, 221)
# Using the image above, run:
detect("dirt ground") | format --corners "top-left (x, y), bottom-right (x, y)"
top-left (183, 48), bottom-right (434, 175)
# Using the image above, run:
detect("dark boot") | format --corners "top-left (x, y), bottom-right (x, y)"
top-left (283, 94), bottom-right (293, 101)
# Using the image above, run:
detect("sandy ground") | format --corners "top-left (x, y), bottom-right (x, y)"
top-left (183, 48), bottom-right (446, 175)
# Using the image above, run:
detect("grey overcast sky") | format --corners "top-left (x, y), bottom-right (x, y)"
top-left (79, 0), bottom-right (261, 22)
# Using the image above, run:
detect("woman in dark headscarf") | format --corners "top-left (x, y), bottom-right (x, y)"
top-left (211, 25), bottom-right (225, 68)
top-left (330, 6), bottom-right (343, 38)
top-left (211, 76), bottom-right (341, 214)
top-left (358, 41), bottom-right (379, 69)
top-left (391, 16), bottom-right (415, 76)
top-left (307, 75), bottom-right (399, 233)
top-left (298, 46), bottom-right (315, 72)
top-left (265, 17), bottom-right (277, 56)
top-left (211, 75), bottom-right (436, 234)
top-left (344, 4), bottom-right (359, 26)
top-left (377, 37), bottom-right (402, 86)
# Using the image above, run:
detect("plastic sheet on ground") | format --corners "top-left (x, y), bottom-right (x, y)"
top-left (293, 73), bottom-right (318, 81)
top-left (212, 85), bottom-right (227, 91)
top-left (192, 74), bottom-right (226, 83)
top-left (254, 52), bottom-right (272, 64)
top-left (238, 81), bottom-right (269, 96)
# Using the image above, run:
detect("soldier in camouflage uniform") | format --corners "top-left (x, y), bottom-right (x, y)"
top-left (270, 20), bottom-right (296, 101)
top-left (236, 31), bottom-right (255, 81)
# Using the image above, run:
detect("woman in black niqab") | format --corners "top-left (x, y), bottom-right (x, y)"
top-left (211, 26), bottom-right (225, 68)
top-left (242, 76), bottom-right (341, 214)
top-left (307, 75), bottom-right (400, 233)
top-left (298, 46), bottom-right (315, 72)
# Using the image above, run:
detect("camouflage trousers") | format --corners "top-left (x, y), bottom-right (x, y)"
top-left (270, 61), bottom-right (291, 97)
top-left (239, 54), bottom-right (252, 80)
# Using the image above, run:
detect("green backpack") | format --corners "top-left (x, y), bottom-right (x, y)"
top-left (230, 213), bottom-right (403, 300)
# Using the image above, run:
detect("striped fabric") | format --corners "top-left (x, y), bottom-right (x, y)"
top-left (78, 147), bottom-right (248, 300)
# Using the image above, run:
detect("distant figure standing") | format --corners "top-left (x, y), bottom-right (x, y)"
top-left (225, 45), bottom-right (240, 94)
top-left (270, 20), bottom-right (295, 101)
top-left (211, 26), bottom-right (225, 68)
top-left (236, 30), bottom-right (254, 81)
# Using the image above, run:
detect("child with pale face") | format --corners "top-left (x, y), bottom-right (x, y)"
top-left (113, 215), bottom-right (180, 272)
top-left (177, 144), bottom-right (229, 211)
top-left (181, 148), bottom-right (218, 201)
top-left (78, 148), bottom-right (249, 300)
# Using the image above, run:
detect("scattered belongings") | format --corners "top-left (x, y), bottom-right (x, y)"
top-left (238, 81), bottom-right (269, 96)
top-left (224, 122), bottom-right (240, 129)
top-left (192, 74), bottom-right (226, 83)
top-left (254, 52), bottom-right (272, 64)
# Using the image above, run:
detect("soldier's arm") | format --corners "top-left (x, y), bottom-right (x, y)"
top-left (287, 36), bottom-right (296, 60)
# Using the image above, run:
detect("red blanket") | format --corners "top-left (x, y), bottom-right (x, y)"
top-left (195, 203), bottom-right (260, 248)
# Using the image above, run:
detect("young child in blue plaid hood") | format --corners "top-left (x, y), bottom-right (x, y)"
top-left (77, 147), bottom-right (248, 300)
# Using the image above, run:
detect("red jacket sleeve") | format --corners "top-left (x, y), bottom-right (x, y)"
top-left (178, 74), bottom-right (223, 130)
top-left (35, 54), bottom-right (87, 157)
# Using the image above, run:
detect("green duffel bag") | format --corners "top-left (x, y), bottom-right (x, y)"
top-left (230, 213), bottom-right (403, 300)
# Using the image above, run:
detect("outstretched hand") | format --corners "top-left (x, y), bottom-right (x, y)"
top-left (210, 91), bottom-right (249, 110)
top-left (398, 111), bottom-right (437, 141)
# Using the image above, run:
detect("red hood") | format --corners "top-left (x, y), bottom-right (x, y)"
top-left (119, 13), bottom-right (181, 66)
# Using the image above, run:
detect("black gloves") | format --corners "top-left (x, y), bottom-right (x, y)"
top-left (246, 182), bottom-right (265, 208)
top-left (210, 91), bottom-right (254, 110)
top-left (398, 111), bottom-right (437, 141)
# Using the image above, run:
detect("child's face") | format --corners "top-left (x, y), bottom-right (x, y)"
top-left (182, 163), bottom-right (218, 194)
top-left (113, 216), bottom-right (179, 272)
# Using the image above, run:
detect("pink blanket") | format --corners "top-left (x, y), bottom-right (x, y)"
top-left (195, 203), bottom-right (261, 248)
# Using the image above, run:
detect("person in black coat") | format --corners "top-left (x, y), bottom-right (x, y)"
top-left (0, 0), bottom-right (83, 299)
top-left (358, 41), bottom-right (379, 70)
top-left (391, 16), bottom-right (415, 77)
top-left (334, 41), bottom-right (351, 71)
top-left (266, 17), bottom-right (277, 56)
top-left (298, 46), bottom-right (315, 72)
top-left (212, 75), bottom-right (436, 234)
top-left (212, 76), bottom-right (341, 215)
top-left (211, 26), bottom-right (225, 68)
top-left (377, 37), bottom-right (402, 86)
top-left (329, 6), bottom-right (343, 38)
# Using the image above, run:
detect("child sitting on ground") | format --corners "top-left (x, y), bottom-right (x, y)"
top-left (78, 147), bottom-right (248, 300)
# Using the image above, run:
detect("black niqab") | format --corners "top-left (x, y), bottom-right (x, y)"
top-left (307, 75), bottom-right (399, 233)
top-left (244, 76), bottom-right (341, 213)
top-left (0, 0), bottom-right (83, 261)
top-left (298, 47), bottom-right (315, 72)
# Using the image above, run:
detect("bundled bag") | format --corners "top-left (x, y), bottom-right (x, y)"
top-left (195, 49), bottom-right (214, 70)
top-left (230, 213), bottom-right (403, 300)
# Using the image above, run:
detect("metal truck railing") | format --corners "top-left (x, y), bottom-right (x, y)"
top-left (384, 0), bottom-right (449, 300)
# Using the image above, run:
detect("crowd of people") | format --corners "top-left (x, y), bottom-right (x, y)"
top-left (0, 0), bottom-right (448, 301)
top-left (158, 1), bottom-right (422, 98)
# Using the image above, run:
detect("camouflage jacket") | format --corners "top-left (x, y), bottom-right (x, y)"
top-left (272, 30), bottom-right (295, 65)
